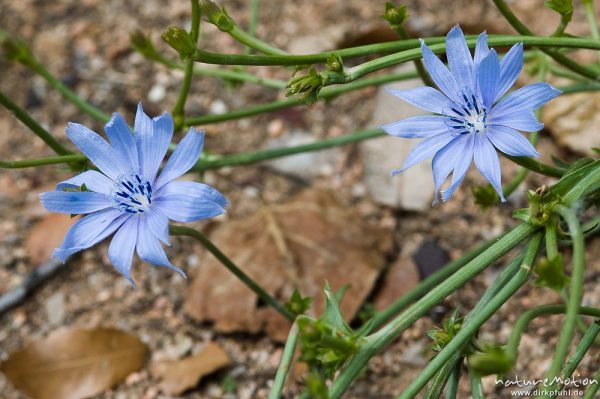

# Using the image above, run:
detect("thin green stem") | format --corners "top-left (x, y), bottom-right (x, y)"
top-left (543, 205), bottom-right (586, 392)
top-left (228, 25), bottom-right (287, 56)
top-left (268, 322), bottom-right (299, 399)
top-left (363, 237), bottom-right (501, 335)
top-left (559, 319), bottom-right (600, 385)
top-left (0, 90), bottom-right (72, 156)
top-left (185, 70), bottom-right (418, 125)
top-left (469, 366), bottom-right (484, 399)
top-left (189, 35), bottom-right (600, 67)
top-left (444, 362), bottom-right (461, 399)
top-left (503, 154), bottom-right (564, 178)
top-left (172, 0), bottom-right (201, 130)
top-left (397, 234), bottom-right (543, 399)
top-left (28, 59), bottom-right (110, 122)
top-left (329, 223), bottom-right (539, 399)
top-left (546, 217), bottom-right (559, 260)
top-left (492, 0), bottom-right (599, 81)
top-left (505, 305), bottom-right (600, 362)
top-left (244, 0), bottom-right (260, 55)
top-left (583, 366), bottom-right (600, 399)
top-left (169, 225), bottom-right (295, 321)
top-left (582, 0), bottom-right (600, 62)
top-left (0, 154), bottom-right (86, 168)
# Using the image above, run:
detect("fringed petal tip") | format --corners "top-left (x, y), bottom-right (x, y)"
top-left (390, 169), bottom-right (403, 177)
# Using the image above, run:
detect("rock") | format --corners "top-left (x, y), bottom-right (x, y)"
top-left (412, 240), bottom-right (450, 279)
top-left (210, 99), bottom-right (228, 115)
top-left (373, 256), bottom-right (420, 311)
top-left (287, 25), bottom-right (347, 54)
top-left (360, 65), bottom-right (435, 211)
top-left (541, 91), bottom-right (600, 156)
top-left (265, 131), bottom-right (343, 179)
top-left (45, 291), bottom-right (66, 326)
top-left (147, 84), bottom-right (166, 103)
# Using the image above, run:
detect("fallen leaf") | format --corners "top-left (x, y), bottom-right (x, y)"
top-left (0, 327), bottom-right (148, 399)
top-left (150, 342), bottom-right (230, 395)
top-left (26, 214), bottom-right (76, 265)
top-left (185, 189), bottom-right (391, 341)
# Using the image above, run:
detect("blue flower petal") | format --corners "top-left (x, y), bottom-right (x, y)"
top-left (381, 115), bottom-right (449, 138)
top-left (421, 40), bottom-right (461, 101)
top-left (155, 181), bottom-right (228, 222)
top-left (108, 216), bottom-right (139, 285)
top-left (53, 209), bottom-right (127, 261)
top-left (474, 136), bottom-right (505, 201)
top-left (489, 110), bottom-right (544, 132)
top-left (154, 128), bottom-right (205, 191)
top-left (441, 134), bottom-right (475, 202)
top-left (136, 226), bottom-right (185, 277)
top-left (66, 123), bottom-right (128, 180)
top-left (479, 49), bottom-right (500, 109)
top-left (144, 208), bottom-right (170, 245)
top-left (487, 125), bottom-right (540, 157)
top-left (491, 82), bottom-right (561, 118)
top-left (431, 134), bottom-right (469, 204)
top-left (392, 133), bottom-right (456, 175)
top-left (386, 87), bottom-right (451, 114)
top-left (134, 103), bottom-right (174, 181)
top-left (495, 43), bottom-right (524, 102)
top-left (105, 113), bottom-right (139, 169)
top-left (40, 191), bottom-right (113, 214)
top-left (56, 170), bottom-right (115, 195)
top-left (446, 25), bottom-right (474, 91)
top-left (474, 32), bottom-right (490, 66)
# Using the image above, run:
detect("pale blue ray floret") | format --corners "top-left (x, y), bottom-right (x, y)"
top-left (381, 25), bottom-right (560, 204)
top-left (40, 104), bottom-right (228, 284)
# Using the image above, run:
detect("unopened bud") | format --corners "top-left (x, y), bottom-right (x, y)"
top-left (162, 27), bottom-right (196, 60)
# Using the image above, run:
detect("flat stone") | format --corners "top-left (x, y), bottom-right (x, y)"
top-left (361, 65), bottom-right (434, 211)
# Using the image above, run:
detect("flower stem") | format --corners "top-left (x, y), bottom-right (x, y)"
top-left (329, 223), bottom-right (539, 399)
top-left (172, 0), bottom-right (201, 131)
top-left (584, 365), bottom-right (600, 398)
top-left (0, 154), bottom-right (86, 168)
top-left (492, 0), bottom-right (599, 81)
top-left (185, 70), bottom-right (418, 125)
top-left (543, 204), bottom-right (586, 393)
top-left (469, 366), bottom-right (484, 399)
top-left (228, 24), bottom-right (287, 56)
top-left (582, 0), bottom-right (600, 62)
top-left (560, 319), bottom-right (600, 383)
top-left (268, 322), bottom-right (299, 399)
top-left (502, 154), bottom-right (564, 178)
top-left (0, 90), bottom-right (72, 156)
top-left (505, 305), bottom-right (600, 362)
top-left (168, 225), bottom-right (295, 321)
top-left (28, 58), bottom-right (110, 122)
top-left (398, 233), bottom-right (542, 399)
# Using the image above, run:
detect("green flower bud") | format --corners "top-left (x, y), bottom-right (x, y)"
top-left (162, 27), bottom-right (196, 60)
top-left (545, 0), bottom-right (573, 17)
top-left (468, 346), bottom-right (514, 376)
top-left (1, 35), bottom-right (34, 66)
top-left (383, 2), bottom-right (409, 29)
top-left (130, 30), bottom-right (159, 60)
top-left (199, 0), bottom-right (234, 32)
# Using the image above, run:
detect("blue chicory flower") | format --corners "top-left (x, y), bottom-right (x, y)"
top-left (40, 104), bottom-right (228, 284)
top-left (381, 25), bottom-right (560, 203)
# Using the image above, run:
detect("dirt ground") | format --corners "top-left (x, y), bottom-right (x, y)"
top-left (1, 0), bottom-right (600, 398)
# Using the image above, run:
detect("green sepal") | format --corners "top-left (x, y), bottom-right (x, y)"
top-left (534, 255), bottom-right (570, 292)
top-left (284, 288), bottom-right (313, 316)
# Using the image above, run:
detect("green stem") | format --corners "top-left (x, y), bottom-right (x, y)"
top-left (329, 223), bottom-right (539, 399)
top-left (185, 70), bottom-right (418, 125)
top-left (397, 233), bottom-right (543, 399)
top-left (444, 361), bottom-right (461, 399)
top-left (505, 305), bottom-right (600, 362)
top-left (503, 154), bottom-right (565, 178)
top-left (543, 204), bottom-right (586, 392)
top-left (545, 217), bottom-right (559, 260)
top-left (0, 90), bottom-right (72, 156)
top-left (243, 0), bottom-right (261, 55)
top-left (228, 25), bottom-right (287, 56)
top-left (492, 0), bottom-right (599, 81)
top-left (559, 319), bottom-right (600, 386)
top-left (582, 0), bottom-right (600, 62)
top-left (28, 59), bottom-right (110, 122)
top-left (0, 154), bottom-right (86, 168)
top-left (583, 366), bottom-right (600, 399)
top-left (172, 0), bottom-right (201, 131)
top-left (169, 225), bottom-right (295, 321)
top-left (552, 13), bottom-right (572, 37)
top-left (469, 366), bottom-right (484, 399)
top-left (268, 322), bottom-right (299, 399)
top-left (363, 237), bottom-right (501, 335)
top-left (189, 35), bottom-right (600, 67)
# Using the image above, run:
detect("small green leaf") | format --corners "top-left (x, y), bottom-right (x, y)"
top-left (534, 255), bottom-right (570, 292)
top-left (472, 184), bottom-right (500, 210)
top-left (468, 346), bottom-right (514, 376)
top-left (284, 289), bottom-right (312, 316)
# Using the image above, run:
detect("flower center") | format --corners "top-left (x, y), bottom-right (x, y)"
top-left (444, 88), bottom-right (487, 136)
top-left (111, 172), bottom-right (153, 214)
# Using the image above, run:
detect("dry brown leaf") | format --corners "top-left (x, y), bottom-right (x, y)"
top-left (185, 189), bottom-right (391, 341)
top-left (0, 327), bottom-right (148, 399)
top-left (150, 342), bottom-right (230, 395)
top-left (26, 214), bottom-right (77, 265)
